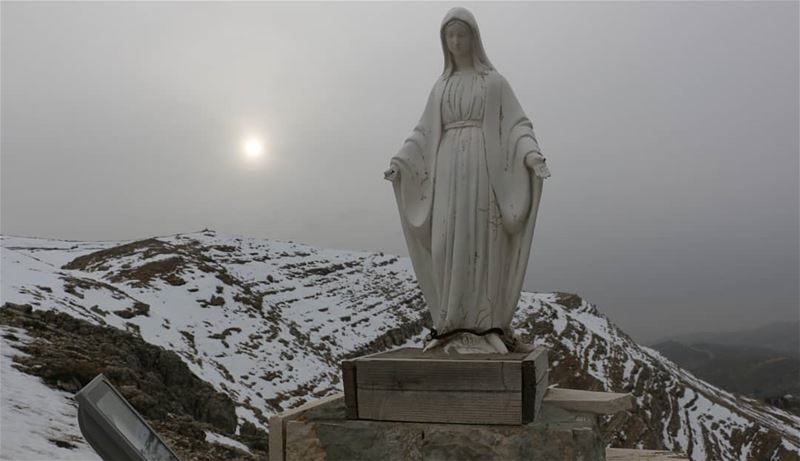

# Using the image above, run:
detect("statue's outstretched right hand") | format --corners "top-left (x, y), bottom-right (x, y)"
top-left (383, 166), bottom-right (399, 182)
top-left (524, 152), bottom-right (551, 179)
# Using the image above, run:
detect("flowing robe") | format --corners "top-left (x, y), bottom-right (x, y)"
top-left (391, 70), bottom-right (544, 335)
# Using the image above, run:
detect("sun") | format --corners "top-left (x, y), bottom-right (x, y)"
top-left (242, 137), bottom-right (265, 160)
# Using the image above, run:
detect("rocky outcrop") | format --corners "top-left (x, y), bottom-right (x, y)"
top-left (3, 232), bottom-right (799, 461)
top-left (0, 303), bottom-right (264, 460)
top-left (343, 305), bottom-right (431, 361)
top-left (512, 293), bottom-right (800, 461)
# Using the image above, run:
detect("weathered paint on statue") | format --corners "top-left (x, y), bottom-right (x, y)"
top-left (384, 7), bottom-right (551, 354)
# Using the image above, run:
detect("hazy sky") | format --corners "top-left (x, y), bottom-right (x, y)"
top-left (2, 2), bottom-right (798, 342)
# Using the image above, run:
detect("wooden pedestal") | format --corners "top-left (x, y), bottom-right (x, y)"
top-left (341, 347), bottom-right (548, 425)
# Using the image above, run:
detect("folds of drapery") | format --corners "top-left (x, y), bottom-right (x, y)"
top-left (391, 72), bottom-right (543, 332)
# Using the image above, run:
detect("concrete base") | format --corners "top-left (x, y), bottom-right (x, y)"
top-left (268, 391), bottom-right (690, 461)
top-left (607, 448), bottom-right (689, 460)
top-left (271, 393), bottom-right (605, 461)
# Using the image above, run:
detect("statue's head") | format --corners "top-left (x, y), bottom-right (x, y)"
top-left (440, 7), bottom-right (494, 78)
top-left (444, 19), bottom-right (473, 61)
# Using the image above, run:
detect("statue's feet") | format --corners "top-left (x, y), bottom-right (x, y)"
top-left (484, 332), bottom-right (509, 354)
top-left (500, 332), bottom-right (535, 353)
top-left (422, 338), bottom-right (443, 352)
top-left (424, 332), bottom-right (509, 354)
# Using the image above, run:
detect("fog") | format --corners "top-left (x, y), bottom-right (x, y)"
top-left (2, 2), bottom-right (798, 342)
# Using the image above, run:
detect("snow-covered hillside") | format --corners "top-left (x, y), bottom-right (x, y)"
top-left (1, 327), bottom-right (100, 460)
top-left (2, 231), bottom-right (798, 461)
top-left (513, 295), bottom-right (800, 460)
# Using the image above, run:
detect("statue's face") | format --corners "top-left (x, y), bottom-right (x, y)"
top-left (445, 21), bottom-right (472, 60)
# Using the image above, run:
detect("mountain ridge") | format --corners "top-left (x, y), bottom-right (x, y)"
top-left (651, 322), bottom-right (799, 355)
top-left (2, 230), bottom-right (798, 461)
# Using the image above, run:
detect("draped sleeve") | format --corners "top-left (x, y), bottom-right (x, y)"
top-left (487, 74), bottom-right (544, 235)
top-left (390, 81), bottom-right (443, 248)
top-left (390, 81), bottom-right (444, 321)
top-left (486, 74), bottom-right (544, 329)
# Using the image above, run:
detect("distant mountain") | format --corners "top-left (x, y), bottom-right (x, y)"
top-left (653, 340), bottom-right (799, 400)
top-left (652, 321), bottom-right (800, 416)
top-left (654, 322), bottom-right (799, 355)
top-left (2, 231), bottom-right (799, 461)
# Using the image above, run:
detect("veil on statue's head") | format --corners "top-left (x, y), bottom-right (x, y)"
top-left (440, 7), bottom-right (495, 79)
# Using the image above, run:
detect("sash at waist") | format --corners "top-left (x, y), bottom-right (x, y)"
top-left (443, 120), bottom-right (482, 130)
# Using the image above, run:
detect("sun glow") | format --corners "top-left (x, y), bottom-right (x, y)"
top-left (243, 137), bottom-right (265, 160)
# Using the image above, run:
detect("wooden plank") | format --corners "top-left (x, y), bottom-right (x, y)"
top-left (357, 388), bottom-right (521, 425)
top-left (342, 360), bottom-right (358, 419)
top-left (544, 388), bottom-right (634, 414)
top-left (362, 347), bottom-right (529, 361)
top-left (523, 347), bottom-right (548, 383)
top-left (521, 358), bottom-right (536, 423)
top-left (522, 347), bottom-right (548, 423)
top-left (606, 448), bottom-right (689, 460)
top-left (345, 348), bottom-right (396, 361)
top-left (268, 414), bottom-right (284, 461)
top-left (356, 359), bottom-right (521, 392)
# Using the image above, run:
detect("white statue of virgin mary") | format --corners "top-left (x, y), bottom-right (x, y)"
top-left (384, 7), bottom-right (550, 354)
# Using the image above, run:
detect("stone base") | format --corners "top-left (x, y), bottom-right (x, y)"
top-left (606, 448), bottom-right (689, 460)
top-left (270, 393), bottom-right (606, 461)
top-left (268, 393), bottom-right (689, 460)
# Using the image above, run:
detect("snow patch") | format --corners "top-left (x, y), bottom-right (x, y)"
top-left (204, 432), bottom-right (252, 455)
top-left (0, 326), bottom-right (100, 461)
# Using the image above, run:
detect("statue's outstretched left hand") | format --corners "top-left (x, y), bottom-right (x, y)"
top-left (383, 166), bottom-right (399, 182)
top-left (524, 152), bottom-right (551, 179)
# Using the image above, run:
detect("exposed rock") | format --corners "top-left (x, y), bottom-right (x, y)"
top-left (114, 301), bottom-right (150, 319)
top-left (4, 232), bottom-right (799, 461)
top-left (0, 304), bottom-right (242, 441)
